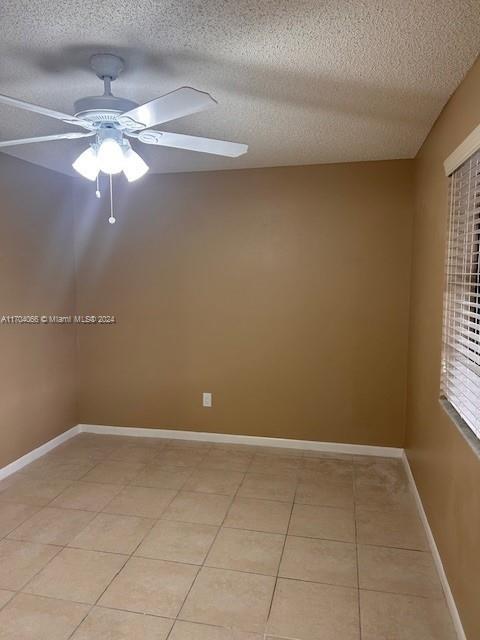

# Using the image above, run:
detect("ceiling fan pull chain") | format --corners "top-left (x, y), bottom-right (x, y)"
top-left (108, 174), bottom-right (116, 224)
top-left (95, 174), bottom-right (101, 199)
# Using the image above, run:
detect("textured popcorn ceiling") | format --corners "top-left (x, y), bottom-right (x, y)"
top-left (0, 1), bottom-right (479, 176)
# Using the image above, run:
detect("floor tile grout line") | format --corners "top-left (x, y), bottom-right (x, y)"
top-left (1, 453), bottom-right (408, 542)
top-left (0, 478), bottom-right (432, 552)
top-left (64, 552), bottom-right (131, 640)
top-left (79, 600), bottom-right (177, 620)
top-left (8, 489), bottom-right (138, 612)
top-left (3, 452), bottom-right (365, 505)
top-left (0, 592), bottom-right (15, 613)
top-left (4, 491), bottom-right (155, 545)
top-left (6, 528), bottom-right (441, 606)
top-left (0, 439), bottom-right (158, 638)
top-left (95, 480), bottom-right (180, 519)
top-left (65, 462), bottom-right (173, 640)
top-left (46, 544), bottom-right (131, 558)
top-left (0, 505), bottom-right (44, 539)
top-left (8, 571), bottom-right (447, 610)
top-left (164, 456), bottom-right (249, 640)
top-left (0, 443), bottom-right (128, 510)
top-left (264, 473), bottom-right (298, 634)
top-left (352, 461), bottom-right (362, 639)
top-left (47, 444), bottom-right (239, 638)
top-left (12, 540), bottom-right (66, 597)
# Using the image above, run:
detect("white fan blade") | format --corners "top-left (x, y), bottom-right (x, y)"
top-left (134, 129), bottom-right (248, 157)
top-left (118, 87), bottom-right (217, 130)
top-left (0, 93), bottom-right (94, 130)
top-left (0, 132), bottom-right (94, 148)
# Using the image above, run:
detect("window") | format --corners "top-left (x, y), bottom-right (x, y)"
top-left (441, 148), bottom-right (480, 439)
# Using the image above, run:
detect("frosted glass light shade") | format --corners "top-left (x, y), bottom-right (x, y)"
top-left (123, 148), bottom-right (149, 182)
top-left (97, 138), bottom-right (124, 174)
top-left (72, 147), bottom-right (99, 181)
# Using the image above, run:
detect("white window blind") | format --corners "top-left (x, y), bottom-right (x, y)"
top-left (441, 148), bottom-right (480, 439)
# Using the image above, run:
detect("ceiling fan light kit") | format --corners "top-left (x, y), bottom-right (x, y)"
top-left (0, 53), bottom-right (248, 221)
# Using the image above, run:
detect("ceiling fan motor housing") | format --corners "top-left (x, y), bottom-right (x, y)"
top-left (73, 95), bottom-right (139, 123)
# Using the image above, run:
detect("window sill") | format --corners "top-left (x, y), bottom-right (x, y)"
top-left (439, 397), bottom-right (480, 460)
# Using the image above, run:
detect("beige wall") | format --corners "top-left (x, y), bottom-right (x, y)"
top-left (407, 57), bottom-right (480, 639)
top-left (75, 160), bottom-right (414, 446)
top-left (0, 155), bottom-right (77, 468)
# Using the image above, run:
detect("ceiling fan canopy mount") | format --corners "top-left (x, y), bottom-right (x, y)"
top-left (89, 53), bottom-right (125, 81)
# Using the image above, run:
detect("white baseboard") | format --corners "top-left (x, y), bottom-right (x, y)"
top-left (0, 425), bottom-right (81, 482)
top-left (78, 423), bottom-right (403, 457)
top-left (0, 422), bottom-right (402, 483)
top-left (402, 452), bottom-right (466, 640)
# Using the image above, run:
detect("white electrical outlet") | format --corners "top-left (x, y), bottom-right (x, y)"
top-left (202, 392), bottom-right (212, 407)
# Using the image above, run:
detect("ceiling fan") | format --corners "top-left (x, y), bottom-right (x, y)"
top-left (0, 53), bottom-right (248, 183)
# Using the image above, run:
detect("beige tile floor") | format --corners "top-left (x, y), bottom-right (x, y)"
top-left (0, 434), bottom-right (457, 640)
